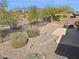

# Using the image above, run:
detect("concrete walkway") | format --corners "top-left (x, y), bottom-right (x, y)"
top-left (52, 28), bottom-right (67, 43)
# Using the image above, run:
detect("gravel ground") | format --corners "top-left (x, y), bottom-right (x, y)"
top-left (0, 23), bottom-right (68, 59)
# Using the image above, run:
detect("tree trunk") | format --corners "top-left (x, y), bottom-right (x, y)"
top-left (9, 22), bottom-right (18, 30)
top-left (51, 16), bottom-right (52, 22)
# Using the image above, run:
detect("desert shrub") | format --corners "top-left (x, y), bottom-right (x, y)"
top-left (62, 15), bottom-right (67, 18)
top-left (52, 15), bottom-right (60, 21)
top-left (26, 26), bottom-right (40, 38)
top-left (10, 32), bottom-right (29, 48)
top-left (26, 53), bottom-right (42, 59)
top-left (58, 14), bottom-right (67, 18)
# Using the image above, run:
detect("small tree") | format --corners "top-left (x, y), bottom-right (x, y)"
top-left (27, 6), bottom-right (39, 22)
top-left (40, 7), bottom-right (57, 22)
top-left (1, 0), bottom-right (8, 9)
top-left (0, 10), bottom-right (18, 30)
top-left (56, 5), bottom-right (72, 14)
top-left (42, 7), bottom-right (52, 22)
top-left (0, 0), bottom-right (8, 10)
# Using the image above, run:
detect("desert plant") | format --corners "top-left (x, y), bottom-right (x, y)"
top-left (58, 14), bottom-right (67, 18)
top-left (0, 10), bottom-right (18, 30)
top-left (52, 14), bottom-right (60, 21)
top-left (2, 0), bottom-right (8, 9)
top-left (26, 53), bottom-right (42, 59)
top-left (27, 6), bottom-right (39, 22)
top-left (10, 32), bottom-right (29, 48)
top-left (26, 26), bottom-right (40, 38)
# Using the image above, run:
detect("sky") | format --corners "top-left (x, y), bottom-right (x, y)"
top-left (0, 0), bottom-right (79, 10)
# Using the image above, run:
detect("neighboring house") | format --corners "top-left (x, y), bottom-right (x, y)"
top-left (69, 11), bottom-right (79, 18)
top-left (74, 11), bottom-right (79, 16)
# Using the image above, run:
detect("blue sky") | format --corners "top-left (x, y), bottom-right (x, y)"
top-left (0, 0), bottom-right (79, 10)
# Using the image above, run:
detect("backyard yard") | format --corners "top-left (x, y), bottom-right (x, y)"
top-left (0, 23), bottom-right (65, 59)
top-left (0, 0), bottom-right (79, 59)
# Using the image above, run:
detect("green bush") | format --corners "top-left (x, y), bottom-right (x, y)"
top-left (26, 53), bottom-right (42, 59)
top-left (58, 14), bottom-right (67, 18)
top-left (52, 15), bottom-right (60, 21)
top-left (26, 26), bottom-right (40, 38)
top-left (10, 32), bottom-right (28, 48)
top-left (62, 15), bottom-right (67, 18)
